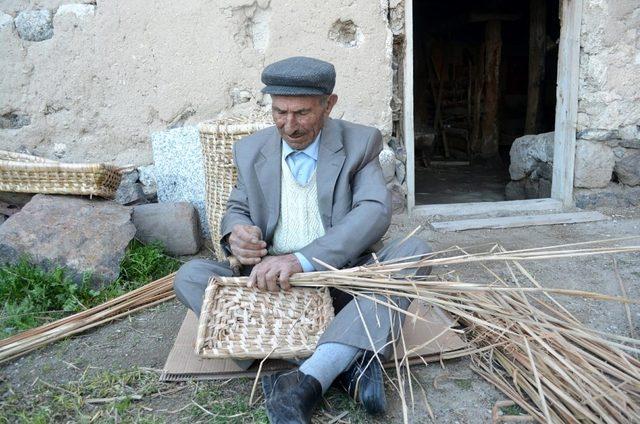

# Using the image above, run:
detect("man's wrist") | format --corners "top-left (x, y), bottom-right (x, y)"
top-left (293, 252), bottom-right (315, 273)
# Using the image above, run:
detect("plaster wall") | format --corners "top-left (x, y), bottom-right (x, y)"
top-left (0, 0), bottom-right (393, 166)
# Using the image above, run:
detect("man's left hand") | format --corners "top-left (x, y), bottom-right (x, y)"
top-left (248, 254), bottom-right (303, 291)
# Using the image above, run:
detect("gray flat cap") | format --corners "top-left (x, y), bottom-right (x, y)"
top-left (261, 56), bottom-right (336, 96)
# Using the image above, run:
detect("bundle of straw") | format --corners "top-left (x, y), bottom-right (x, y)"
top-left (0, 273), bottom-right (176, 364)
top-left (239, 239), bottom-right (640, 423)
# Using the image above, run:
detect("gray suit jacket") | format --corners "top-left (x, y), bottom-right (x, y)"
top-left (220, 118), bottom-right (392, 270)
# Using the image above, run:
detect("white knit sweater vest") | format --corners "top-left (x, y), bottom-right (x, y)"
top-left (269, 155), bottom-right (325, 255)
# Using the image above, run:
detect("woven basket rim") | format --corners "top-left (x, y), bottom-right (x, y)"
top-left (198, 121), bottom-right (272, 135)
top-left (0, 160), bottom-right (121, 172)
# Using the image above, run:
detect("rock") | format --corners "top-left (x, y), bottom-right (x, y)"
top-left (395, 158), bottom-right (405, 184)
top-left (0, 192), bottom-right (34, 207)
top-left (54, 4), bottom-right (95, 19)
top-left (505, 178), bottom-right (551, 200)
top-left (505, 181), bottom-right (526, 200)
top-left (116, 183), bottom-right (147, 206)
top-left (574, 141), bottom-right (615, 188)
top-left (0, 194), bottom-right (136, 287)
top-left (619, 125), bottom-right (640, 140)
top-left (115, 170), bottom-right (147, 205)
top-left (132, 202), bottom-right (201, 255)
top-left (576, 129), bottom-right (619, 141)
top-left (0, 215), bottom-right (5, 225)
top-left (0, 12), bottom-right (13, 31)
top-left (574, 184), bottom-right (640, 209)
top-left (137, 164), bottom-right (158, 200)
top-left (614, 152), bottom-right (640, 186)
top-left (379, 146), bottom-right (396, 183)
top-left (508, 132), bottom-right (554, 180)
top-left (151, 126), bottom-right (208, 235)
top-left (15, 10), bottom-right (53, 42)
top-left (386, 180), bottom-right (406, 214)
top-left (619, 140), bottom-right (640, 149)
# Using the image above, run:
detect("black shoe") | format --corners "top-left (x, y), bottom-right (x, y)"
top-left (337, 352), bottom-right (386, 415)
top-left (262, 369), bottom-right (322, 424)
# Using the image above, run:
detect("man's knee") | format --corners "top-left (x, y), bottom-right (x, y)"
top-left (383, 236), bottom-right (432, 277)
top-left (173, 258), bottom-right (225, 298)
top-left (386, 235), bottom-right (432, 258)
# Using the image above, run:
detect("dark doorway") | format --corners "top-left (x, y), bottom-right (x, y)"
top-left (412, 0), bottom-right (559, 205)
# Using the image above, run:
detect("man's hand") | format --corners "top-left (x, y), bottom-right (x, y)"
top-left (228, 224), bottom-right (267, 265)
top-left (248, 254), bottom-right (303, 292)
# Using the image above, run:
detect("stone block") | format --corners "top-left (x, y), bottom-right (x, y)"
top-left (0, 192), bottom-right (34, 207)
top-left (394, 158), bottom-right (405, 184)
top-left (614, 151), bottom-right (640, 186)
top-left (150, 126), bottom-right (208, 235)
top-left (55, 4), bottom-right (96, 19)
top-left (379, 145), bottom-right (396, 183)
top-left (15, 9), bottom-right (53, 41)
top-left (115, 169), bottom-right (148, 205)
top-left (574, 184), bottom-right (640, 209)
top-left (505, 178), bottom-right (551, 200)
top-left (619, 139), bottom-right (640, 149)
top-left (505, 181), bottom-right (526, 200)
top-left (0, 195), bottom-right (135, 287)
top-left (137, 164), bottom-right (158, 200)
top-left (0, 12), bottom-right (13, 31)
top-left (574, 140), bottom-right (615, 188)
top-left (132, 202), bottom-right (201, 256)
top-left (508, 132), bottom-right (554, 180)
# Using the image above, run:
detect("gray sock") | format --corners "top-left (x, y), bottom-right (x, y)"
top-left (299, 342), bottom-right (361, 393)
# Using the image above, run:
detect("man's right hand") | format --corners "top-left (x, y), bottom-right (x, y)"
top-left (228, 224), bottom-right (268, 265)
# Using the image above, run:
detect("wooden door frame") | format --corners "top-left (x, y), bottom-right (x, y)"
top-left (404, 0), bottom-right (583, 215)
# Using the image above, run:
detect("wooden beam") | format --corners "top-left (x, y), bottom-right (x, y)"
top-left (404, 0), bottom-right (416, 213)
top-left (413, 198), bottom-right (563, 217)
top-left (551, 0), bottom-right (583, 207)
top-left (430, 211), bottom-right (609, 232)
top-left (525, 0), bottom-right (547, 134)
top-left (478, 20), bottom-right (502, 158)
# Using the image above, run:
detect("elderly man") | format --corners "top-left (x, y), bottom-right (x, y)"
top-left (173, 56), bottom-right (431, 423)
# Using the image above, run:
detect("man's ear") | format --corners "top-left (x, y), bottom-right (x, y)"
top-left (324, 94), bottom-right (338, 116)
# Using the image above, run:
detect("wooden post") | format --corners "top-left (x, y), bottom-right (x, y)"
top-left (551, 0), bottom-right (583, 206)
top-left (479, 20), bottom-right (502, 158)
top-left (525, 0), bottom-right (547, 134)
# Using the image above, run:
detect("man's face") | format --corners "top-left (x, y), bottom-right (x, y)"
top-left (271, 94), bottom-right (338, 150)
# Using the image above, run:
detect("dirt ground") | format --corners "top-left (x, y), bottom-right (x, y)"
top-left (2, 206), bottom-right (639, 423)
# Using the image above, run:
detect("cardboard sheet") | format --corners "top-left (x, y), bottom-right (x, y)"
top-left (160, 300), bottom-right (467, 382)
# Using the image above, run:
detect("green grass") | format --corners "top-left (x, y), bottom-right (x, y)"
top-left (0, 368), bottom-right (171, 424)
top-left (453, 378), bottom-right (473, 390)
top-left (190, 380), bottom-right (268, 423)
top-left (500, 403), bottom-right (527, 416)
top-left (0, 240), bottom-right (180, 338)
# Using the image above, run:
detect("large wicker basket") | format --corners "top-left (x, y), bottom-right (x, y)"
top-left (0, 150), bottom-right (122, 198)
top-left (199, 118), bottom-right (271, 259)
top-left (196, 276), bottom-right (335, 359)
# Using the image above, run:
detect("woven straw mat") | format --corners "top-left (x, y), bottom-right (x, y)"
top-left (199, 119), bottom-right (271, 259)
top-left (195, 276), bottom-right (335, 359)
top-left (0, 150), bottom-right (122, 198)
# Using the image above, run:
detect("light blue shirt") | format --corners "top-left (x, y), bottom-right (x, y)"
top-left (281, 132), bottom-right (321, 272)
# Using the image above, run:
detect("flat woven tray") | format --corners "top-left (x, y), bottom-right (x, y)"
top-left (199, 118), bottom-right (271, 259)
top-left (195, 276), bottom-right (335, 359)
top-left (0, 150), bottom-right (122, 198)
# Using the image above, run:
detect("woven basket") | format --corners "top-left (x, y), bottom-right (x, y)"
top-left (195, 276), bottom-right (335, 359)
top-left (199, 118), bottom-right (271, 259)
top-left (0, 150), bottom-right (122, 198)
